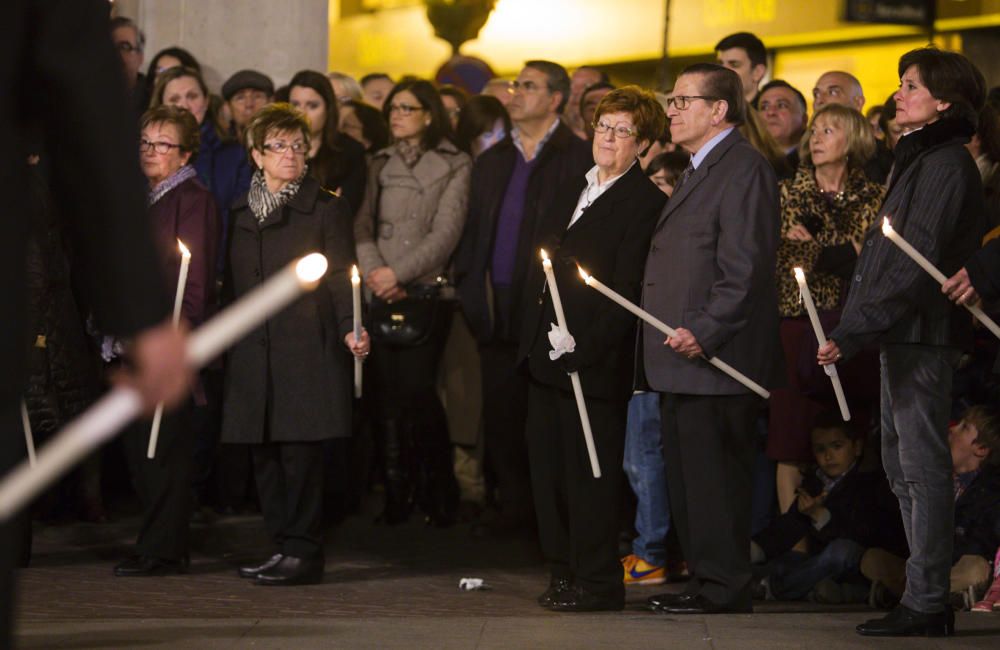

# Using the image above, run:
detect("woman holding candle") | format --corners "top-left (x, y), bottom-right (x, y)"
top-left (818, 48), bottom-right (987, 637)
top-left (517, 86), bottom-right (667, 611)
top-left (769, 104), bottom-right (882, 517)
top-left (222, 103), bottom-right (369, 586)
top-left (114, 105), bottom-right (220, 577)
top-left (288, 70), bottom-right (368, 216)
top-left (354, 80), bottom-right (470, 527)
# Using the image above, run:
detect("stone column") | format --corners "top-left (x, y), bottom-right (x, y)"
top-left (120, 0), bottom-right (329, 93)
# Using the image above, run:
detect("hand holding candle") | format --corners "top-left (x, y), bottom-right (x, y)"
top-left (794, 267), bottom-right (850, 421)
top-left (147, 239), bottom-right (192, 459)
top-left (882, 217), bottom-right (1000, 341)
top-left (540, 249), bottom-right (601, 479)
top-left (0, 253), bottom-right (330, 522)
top-left (578, 266), bottom-right (770, 400)
top-left (352, 265), bottom-right (363, 399)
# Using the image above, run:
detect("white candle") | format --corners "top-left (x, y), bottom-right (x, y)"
top-left (0, 253), bottom-right (330, 522)
top-left (148, 239), bottom-right (192, 458)
top-left (352, 265), bottom-right (363, 399)
top-left (882, 217), bottom-right (1000, 341)
top-left (540, 249), bottom-right (601, 479)
top-left (20, 401), bottom-right (36, 468)
top-left (793, 267), bottom-right (851, 421)
top-left (578, 266), bottom-right (771, 400)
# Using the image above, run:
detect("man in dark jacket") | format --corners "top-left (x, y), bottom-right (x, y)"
top-left (455, 60), bottom-right (591, 533)
top-left (2, 2), bottom-right (191, 645)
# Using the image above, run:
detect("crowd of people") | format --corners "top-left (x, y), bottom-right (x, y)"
top-left (8, 7), bottom-right (1000, 641)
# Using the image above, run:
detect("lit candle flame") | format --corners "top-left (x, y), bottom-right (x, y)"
top-left (881, 216), bottom-right (892, 235)
top-left (351, 264), bottom-right (360, 283)
top-left (577, 265), bottom-right (592, 285)
top-left (793, 267), bottom-right (805, 282)
top-left (295, 253), bottom-right (329, 283)
top-left (539, 248), bottom-right (550, 262)
top-left (177, 238), bottom-right (191, 259)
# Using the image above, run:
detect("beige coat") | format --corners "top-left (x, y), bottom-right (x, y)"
top-left (355, 140), bottom-right (472, 286)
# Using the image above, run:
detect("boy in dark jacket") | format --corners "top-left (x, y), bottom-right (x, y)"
top-left (752, 413), bottom-right (907, 602)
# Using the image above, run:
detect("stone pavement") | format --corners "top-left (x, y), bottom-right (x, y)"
top-left (13, 501), bottom-right (1000, 649)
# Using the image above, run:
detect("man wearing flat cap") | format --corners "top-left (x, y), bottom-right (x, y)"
top-left (222, 69), bottom-right (273, 140)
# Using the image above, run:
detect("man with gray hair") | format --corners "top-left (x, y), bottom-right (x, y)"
top-left (813, 70), bottom-right (893, 182)
top-left (109, 16), bottom-right (148, 117)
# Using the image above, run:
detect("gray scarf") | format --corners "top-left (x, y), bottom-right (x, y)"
top-left (247, 166), bottom-right (308, 223)
top-left (148, 164), bottom-right (198, 206)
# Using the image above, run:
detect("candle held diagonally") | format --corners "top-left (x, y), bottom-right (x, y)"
top-left (0, 253), bottom-right (330, 522)
top-left (577, 266), bottom-right (770, 400)
top-left (793, 267), bottom-right (850, 421)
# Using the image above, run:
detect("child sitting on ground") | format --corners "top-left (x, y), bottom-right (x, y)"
top-left (751, 412), bottom-right (907, 603)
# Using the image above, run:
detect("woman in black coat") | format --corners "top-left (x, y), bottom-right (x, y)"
top-left (221, 104), bottom-right (369, 586)
top-left (821, 48), bottom-right (988, 636)
top-left (517, 87), bottom-right (667, 612)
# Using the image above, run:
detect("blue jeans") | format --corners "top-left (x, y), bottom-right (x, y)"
top-left (768, 538), bottom-right (867, 600)
top-left (623, 392), bottom-right (669, 566)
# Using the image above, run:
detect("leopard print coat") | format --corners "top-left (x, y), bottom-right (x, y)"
top-left (776, 165), bottom-right (884, 317)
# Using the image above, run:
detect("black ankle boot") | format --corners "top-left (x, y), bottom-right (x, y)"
top-left (377, 419), bottom-right (411, 525)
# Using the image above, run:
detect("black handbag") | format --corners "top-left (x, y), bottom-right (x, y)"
top-left (369, 284), bottom-right (444, 347)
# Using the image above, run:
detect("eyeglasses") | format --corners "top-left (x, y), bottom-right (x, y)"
top-left (593, 120), bottom-right (638, 139)
top-left (508, 80), bottom-right (545, 94)
top-left (263, 141), bottom-right (308, 155)
top-left (388, 103), bottom-right (424, 116)
top-left (666, 95), bottom-right (718, 110)
top-left (447, 107), bottom-right (461, 119)
top-left (115, 42), bottom-right (140, 54)
top-left (139, 139), bottom-right (182, 154)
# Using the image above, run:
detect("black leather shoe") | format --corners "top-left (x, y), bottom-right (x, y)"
top-left (113, 554), bottom-right (187, 577)
top-left (537, 577), bottom-right (573, 607)
top-left (856, 604), bottom-right (955, 637)
top-left (238, 553), bottom-right (283, 579)
top-left (647, 591), bottom-right (698, 610)
top-left (548, 585), bottom-right (625, 612)
top-left (254, 555), bottom-right (324, 586)
top-left (656, 593), bottom-right (753, 615)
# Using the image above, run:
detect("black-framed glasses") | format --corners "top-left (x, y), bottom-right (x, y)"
top-left (139, 139), bottom-right (182, 154)
top-left (388, 103), bottom-right (425, 116)
top-left (262, 141), bottom-right (308, 155)
top-left (508, 79), bottom-right (545, 94)
top-left (593, 120), bottom-right (638, 139)
top-left (666, 95), bottom-right (718, 110)
top-left (116, 42), bottom-right (140, 54)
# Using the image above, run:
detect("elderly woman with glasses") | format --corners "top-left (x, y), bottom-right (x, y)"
top-left (113, 105), bottom-right (221, 578)
top-left (517, 86), bottom-right (668, 612)
top-left (222, 103), bottom-right (369, 586)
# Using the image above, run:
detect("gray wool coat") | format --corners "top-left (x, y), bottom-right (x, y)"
top-left (354, 140), bottom-right (471, 286)
top-left (221, 176), bottom-right (356, 443)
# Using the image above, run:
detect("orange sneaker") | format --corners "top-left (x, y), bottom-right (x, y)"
top-left (622, 554), bottom-right (667, 586)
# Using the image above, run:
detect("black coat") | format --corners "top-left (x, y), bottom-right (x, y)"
top-left (954, 467), bottom-right (1000, 563)
top-left (753, 466), bottom-right (909, 560)
top-left (1, 0), bottom-right (169, 408)
top-left (517, 163), bottom-right (665, 402)
top-left (221, 176), bottom-right (356, 443)
top-left (831, 120), bottom-right (986, 359)
top-left (455, 121), bottom-right (593, 343)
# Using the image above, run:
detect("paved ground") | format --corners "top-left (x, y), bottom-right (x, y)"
top-left (13, 499), bottom-right (1000, 649)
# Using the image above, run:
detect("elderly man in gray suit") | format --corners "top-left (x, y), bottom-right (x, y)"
top-left (642, 63), bottom-right (783, 615)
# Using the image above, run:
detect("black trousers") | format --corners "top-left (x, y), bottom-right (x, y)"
top-left (526, 380), bottom-right (627, 600)
top-left (251, 441), bottom-right (324, 559)
top-left (660, 392), bottom-right (760, 606)
top-left (479, 341), bottom-right (532, 518)
top-left (0, 400), bottom-right (31, 650)
top-left (122, 400), bottom-right (194, 561)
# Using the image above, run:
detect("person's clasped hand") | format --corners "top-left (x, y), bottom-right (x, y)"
top-left (345, 328), bottom-right (371, 359)
top-left (666, 327), bottom-right (703, 359)
top-left (817, 339), bottom-right (842, 366)
top-left (941, 267), bottom-right (980, 306)
top-left (113, 319), bottom-right (193, 414)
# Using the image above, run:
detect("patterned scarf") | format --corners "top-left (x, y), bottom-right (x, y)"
top-left (247, 166), bottom-right (308, 223)
top-left (148, 164), bottom-right (198, 206)
top-left (395, 140), bottom-right (424, 168)
top-left (776, 165), bottom-right (884, 317)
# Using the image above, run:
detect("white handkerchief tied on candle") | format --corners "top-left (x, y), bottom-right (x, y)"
top-left (547, 323), bottom-right (576, 360)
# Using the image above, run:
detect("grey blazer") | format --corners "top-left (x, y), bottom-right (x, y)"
top-left (641, 129), bottom-right (784, 395)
